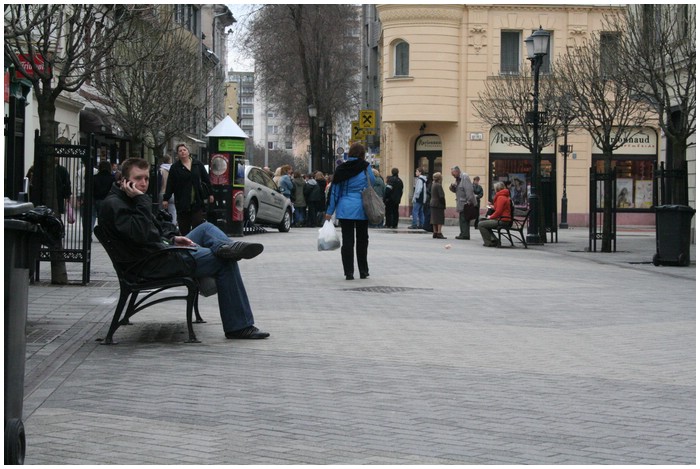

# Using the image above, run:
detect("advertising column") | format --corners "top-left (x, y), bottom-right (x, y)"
top-left (206, 116), bottom-right (249, 237)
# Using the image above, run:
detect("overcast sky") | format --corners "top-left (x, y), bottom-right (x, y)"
top-left (226, 3), bottom-right (257, 72)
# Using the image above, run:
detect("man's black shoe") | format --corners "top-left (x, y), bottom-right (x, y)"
top-left (216, 242), bottom-right (264, 261)
top-left (225, 326), bottom-right (270, 339)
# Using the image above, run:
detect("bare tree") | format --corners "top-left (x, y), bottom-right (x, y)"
top-left (473, 67), bottom-right (569, 241)
top-left (556, 32), bottom-right (652, 252)
top-left (4, 4), bottom-right (141, 283)
top-left (243, 5), bottom-right (361, 171)
top-left (86, 8), bottom-right (207, 160)
top-left (607, 6), bottom-right (695, 203)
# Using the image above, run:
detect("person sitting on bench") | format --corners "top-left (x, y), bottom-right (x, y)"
top-left (98, 157), bottom-right (270, 340)
top-left (478, 181), bottom-right (512, 248)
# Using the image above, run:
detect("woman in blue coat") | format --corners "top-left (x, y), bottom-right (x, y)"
top-left (325, 143), bottom-right (375, 280)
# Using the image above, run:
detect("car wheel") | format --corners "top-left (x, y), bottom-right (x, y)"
top-left (247, 201), bottom-right (258, 224)
top-left (279, 209), bottom-right (292, 232)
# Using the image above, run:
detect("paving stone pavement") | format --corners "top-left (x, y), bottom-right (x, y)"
top-left (19, 223), bottom-right (695, 464)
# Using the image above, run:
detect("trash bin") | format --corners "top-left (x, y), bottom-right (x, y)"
top-left (653, 204), bottom-right (696, 266)
top-left (4, 198), bottom-right (39, 465)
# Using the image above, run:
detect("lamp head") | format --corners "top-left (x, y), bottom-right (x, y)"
top-left (525, 26), bottom-right (550, 59)
top-left (307, 104), bottom-right (317, 118)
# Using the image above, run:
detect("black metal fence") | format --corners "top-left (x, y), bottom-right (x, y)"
top-left (33, 134), bottom-right (95, 285)
top-left (588, 168), bottom-right (618, 252)
top-left (654, 161), bottom-right (689, 206)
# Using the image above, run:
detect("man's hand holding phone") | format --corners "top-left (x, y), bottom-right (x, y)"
top-left (122, 179), bottom-right (143, 198)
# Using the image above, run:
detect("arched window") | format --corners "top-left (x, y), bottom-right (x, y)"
top-left (394, 41), bottom-right (409, 76)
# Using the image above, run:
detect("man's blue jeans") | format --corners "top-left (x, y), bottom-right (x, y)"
top-left (412, 201), bottom-right (424, 227)
top-left (186, 222), bottom-right (254, 333)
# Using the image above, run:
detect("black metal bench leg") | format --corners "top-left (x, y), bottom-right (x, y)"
top-left (184, 285), bottom-right (201, 344)
top-left (194, 294), bottom-right (205, 323)
top-left (104, 290), bottom-right (130, 345)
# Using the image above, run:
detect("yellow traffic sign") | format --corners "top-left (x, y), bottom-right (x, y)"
top-left (359, 110), bottom-right (375, 129)
top-left (352, 120), bottom-right (363, 139)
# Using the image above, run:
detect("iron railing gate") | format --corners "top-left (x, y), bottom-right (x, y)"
top-left (34, 134), bottom-right (95, 285)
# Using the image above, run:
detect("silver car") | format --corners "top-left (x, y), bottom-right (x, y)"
top-left (244, 165), bottom-right (293, 232)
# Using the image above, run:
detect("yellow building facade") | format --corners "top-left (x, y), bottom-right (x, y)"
top-left (376, 4), bottom-right (659, 227)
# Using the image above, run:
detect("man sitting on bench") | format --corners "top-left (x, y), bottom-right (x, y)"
top-left (98, 157), bottom-right (269, 340)
top-left (478, 181), bottom-right (512, 248)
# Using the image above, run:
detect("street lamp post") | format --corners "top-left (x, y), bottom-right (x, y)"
top-left (308, 104), bottom-right (320, 171)
top-left (524, 26), bottom-right (550, 245)
top-left (559, 141), bottom-right (572, 229)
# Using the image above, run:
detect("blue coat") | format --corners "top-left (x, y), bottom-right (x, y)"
top-left (327, 159), bottom-right (375, 220)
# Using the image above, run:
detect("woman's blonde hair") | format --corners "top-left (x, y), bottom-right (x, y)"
top-left (494, 181), bottom-right (506, 192)
top-left (432, 172), bottom-right (442, 183)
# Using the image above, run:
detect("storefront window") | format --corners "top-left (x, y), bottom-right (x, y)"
top-left (594, 158), bottom-right (655, 209)
top-left (489, 157), bottom-right (553, 206)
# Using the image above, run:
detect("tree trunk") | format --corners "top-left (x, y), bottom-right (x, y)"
top-left (37, 100), bottom-right (69, 284)
top-left (601, 155), bottom-right (614, 253)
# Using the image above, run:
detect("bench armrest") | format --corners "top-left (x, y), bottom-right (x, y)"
top-left (120, 247), bottom-right (198, 282)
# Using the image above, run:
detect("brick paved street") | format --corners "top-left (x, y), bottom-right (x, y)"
top-left (20, 224), bottom-right (695, 464)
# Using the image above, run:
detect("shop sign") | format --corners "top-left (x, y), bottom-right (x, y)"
top-left (416, 135), bottom-right (442, 152)
top-left (489, 126), bottom-right (554, 154)
top-left (15, 53), bottom-right (50, 79)
top-left (592, 127), bottom-right (657, 155)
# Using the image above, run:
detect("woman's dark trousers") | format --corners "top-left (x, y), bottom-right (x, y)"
top-left (340, 219), bottom-right (369, 276)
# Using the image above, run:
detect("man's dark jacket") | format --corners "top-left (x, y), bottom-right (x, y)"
top-left (99, 184), bottom-right (194, 279)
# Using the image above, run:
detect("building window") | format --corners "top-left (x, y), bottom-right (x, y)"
top-left (500, 31), bottom-right (521, 75)
top-left (394, 40), bottom-right (409, 76)
top-left (267, 141), bottom-right (277, 150)
top-left (174, 5), bottom-right (199, 36)
top-left (600, 32), bottom-right (620, 78)
top-left (241, 107), bottom-right (253, 116)
top-left (267, 125), bottom-right (279, 134)
top-left (285, 141), bottom-right (293, 150)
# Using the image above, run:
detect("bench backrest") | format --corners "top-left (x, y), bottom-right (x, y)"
top-left (94, 224), bottom-right (132, 277)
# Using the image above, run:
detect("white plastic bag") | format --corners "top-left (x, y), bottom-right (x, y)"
top-left (318, 219), bottom-right (341, 251)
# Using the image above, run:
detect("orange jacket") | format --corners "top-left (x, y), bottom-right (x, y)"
top-left (488, 189), bottom-right (512, 221)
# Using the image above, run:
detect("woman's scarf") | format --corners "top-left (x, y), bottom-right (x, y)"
top-left (332, 158), bottom-right (369, 184)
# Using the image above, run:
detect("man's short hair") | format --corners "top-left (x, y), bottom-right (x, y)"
top-left (451, 166), bottom-right (461, 172)
top-left (391, 168), bottom-right (399, 176)
top-left (121, 158), bottom-right (150, 180)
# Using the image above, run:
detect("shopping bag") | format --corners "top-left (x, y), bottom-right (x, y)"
top-left (318, 219), bottom-right (341, 251)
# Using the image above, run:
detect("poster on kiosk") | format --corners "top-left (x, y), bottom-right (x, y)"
top-left (206, 116), bottom-right (248, 237)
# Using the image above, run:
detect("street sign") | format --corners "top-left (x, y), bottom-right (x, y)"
top-left (359, 110), bottom-right (375, 129)
top-left (352, 120), bottom-right (363, 140)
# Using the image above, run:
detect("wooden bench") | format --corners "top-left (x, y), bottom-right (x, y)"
top-left (94, 225), bottom-right (206, 345)
top-left (496, 204), bottom-right (532, 248)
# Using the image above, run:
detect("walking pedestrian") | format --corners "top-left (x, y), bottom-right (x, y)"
top-left (325, 143), bottom-right (374, 280)
top-left (162, 143), bottom-right (213, 235)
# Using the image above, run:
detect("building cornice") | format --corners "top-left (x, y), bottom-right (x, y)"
top-left (377, 4), bottom-right (463, 25)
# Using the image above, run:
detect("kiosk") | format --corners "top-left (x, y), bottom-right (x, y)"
top-left (206, 116), bottom-right (248, 237)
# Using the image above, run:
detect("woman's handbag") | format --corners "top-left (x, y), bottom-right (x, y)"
top-left (362, 170), bottom-right (385, 225)
top-left (463, 202), bottom-right (479, 221)
top-left (318, 220), bottom-right (341, 251)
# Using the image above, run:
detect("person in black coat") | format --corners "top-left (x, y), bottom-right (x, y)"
top-left (92, 160), bottom-right (115, 232)
top-left (162, 143), bottom-right (213, 235)
top-left (384, 168), bottom-right (403, 229)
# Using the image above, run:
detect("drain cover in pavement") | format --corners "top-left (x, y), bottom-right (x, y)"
top-left (343, 286), bottom-right (433, 294)
top-left (26, 328), bottom-right (65, 344)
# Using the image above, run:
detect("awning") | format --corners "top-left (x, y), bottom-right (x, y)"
top-left (80, 108), bottom-right (113, 136)
top-left (185, 135), bottom-right (206, 145)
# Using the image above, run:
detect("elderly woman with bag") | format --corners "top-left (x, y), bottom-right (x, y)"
top-left (325, 143), bottom-right (375, 280)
